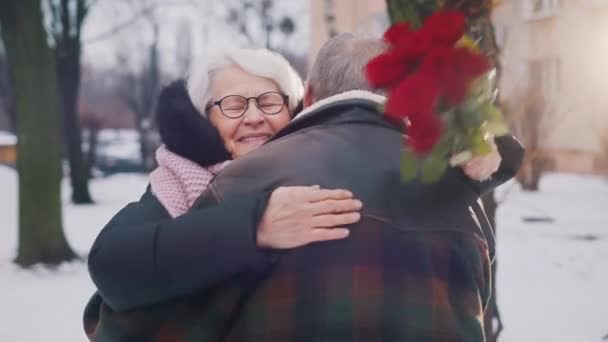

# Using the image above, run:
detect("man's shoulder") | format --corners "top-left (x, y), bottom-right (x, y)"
top-left (271, 90), bottom-right (391, 141)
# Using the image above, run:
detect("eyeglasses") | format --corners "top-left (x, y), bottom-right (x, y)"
top-left (206, 91), bottom-right (289, 118)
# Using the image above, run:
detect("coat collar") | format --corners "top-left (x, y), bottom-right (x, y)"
top-left (292, 90), bottom-right (386, 122)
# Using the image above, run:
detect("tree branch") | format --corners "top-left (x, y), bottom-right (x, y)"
top-left (82, 1), bottom-right (194, 45)
top-left (76, 0), bottom-right (89, 38)
top-left (48, 0), bottom-right (62, 42)
top-left (60, 0), bottom-right (70, 42)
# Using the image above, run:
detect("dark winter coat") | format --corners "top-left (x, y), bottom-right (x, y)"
top-left (187, 90), bottom-right (524, 341)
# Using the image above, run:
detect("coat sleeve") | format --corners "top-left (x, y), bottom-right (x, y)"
top-left (464, 134), bottom-right (526, 194)
top-left (87, 187), bottom-right (274, 312)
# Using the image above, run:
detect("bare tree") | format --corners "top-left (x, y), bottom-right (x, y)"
top-left (0, 40), bottom-right (16, 132)
top-left (175, 19), bottom-right (193, 77)
top-left (1, 0), bottom-right (77, 266)
top-left (115, 13), bottom-right (161, 171)
top-left (47, 0), bottom-right (95, 204)
top-left (504, 62), bottom-right (570, 192)
top-left (225, 0), bottom-right (296, 50)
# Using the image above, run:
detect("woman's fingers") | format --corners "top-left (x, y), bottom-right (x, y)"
top-left (312, 212), bottom-right (361, 228)
top-left (307, 198), bottom-right (363, 216)
top-left (300, 187), bottom-right (354, 203)
top-left (305, 228), bottom-right (351, 243)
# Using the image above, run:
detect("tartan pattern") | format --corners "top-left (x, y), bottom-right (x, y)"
top-left (222, 216), bottom-right (490, 342)
top-left (85, 279), bottom-right (251, 342)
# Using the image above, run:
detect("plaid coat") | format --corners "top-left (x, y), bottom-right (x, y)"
top-left (220, 217), bottom-right (490, 342)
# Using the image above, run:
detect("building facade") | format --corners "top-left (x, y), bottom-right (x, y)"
top-left (310, 0), bottom-right (608, 174)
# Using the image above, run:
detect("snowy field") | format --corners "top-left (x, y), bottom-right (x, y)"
top-left (0, 165), bottom-right (606, 341)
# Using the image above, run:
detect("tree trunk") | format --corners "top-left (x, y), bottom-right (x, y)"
top-left (55, 0), bottom-right (93, 204)
top-left (56, 39), bottom-right (93, 203)
top-left (84, 120), bottom-right (100, 179)
top-left (0, 0), bottom-right (78, 267)
top-left (385, 1), bottom-right (504, 340)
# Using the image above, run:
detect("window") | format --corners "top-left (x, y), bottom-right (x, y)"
top-left (523, 0), bottom-right (559, 20)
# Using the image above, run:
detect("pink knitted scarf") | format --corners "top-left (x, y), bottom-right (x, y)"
top-left (149, 145), bottom-right (230, 217)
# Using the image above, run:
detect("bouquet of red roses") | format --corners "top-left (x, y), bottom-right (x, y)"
top-left (366, 10), bottom-right (509, 182)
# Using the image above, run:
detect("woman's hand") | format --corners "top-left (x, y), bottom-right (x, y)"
top-left (257, 185), bottom-right (362, 249)
top-left (461, 140), bottom-right (502, 181)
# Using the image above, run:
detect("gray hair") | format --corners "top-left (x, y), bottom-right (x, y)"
top-left (308, 33), bottom-right (388, 101)
top-left (187, 48), bottom-right (304, 117)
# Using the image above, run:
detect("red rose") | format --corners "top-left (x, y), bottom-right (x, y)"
top-left (453, 47), bottom-right (491, 77)
top-left (443, 48), bottom-right (491, 104)
top-left (420, 47), bottom-right (491, 105)
top-left (408, 115), bottom-right (443, 155)
top-left (422, 11), bottom-right (466, 47)
top-left (385, 73), bottom-right (440, 121)
top-left (418, 46), bottom-right (451, 77)
top-left (366, 50), bottom-right (411, 89)
top-left (393, 29), bottom-right (432, 60)
top-left (383, 22), bottom-right (413, 45)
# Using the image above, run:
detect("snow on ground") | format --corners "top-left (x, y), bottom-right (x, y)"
top-left (496, 175), bottom-right (608, 342)
top-left (0, 165), bottom-right (607, 341)
top-left (0, 166), bottom-right (148, 342)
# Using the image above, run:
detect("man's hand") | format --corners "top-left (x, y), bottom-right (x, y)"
top-left (257, 185), bottom-right (362, 249)
top-left (461, 142), bottom-right (502, 181)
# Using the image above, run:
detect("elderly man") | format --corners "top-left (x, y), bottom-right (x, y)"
top-left (190, 33), bottom-right (523, 341)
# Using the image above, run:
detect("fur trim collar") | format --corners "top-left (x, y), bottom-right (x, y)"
top-left (293, 90), bottom-right (386, 121)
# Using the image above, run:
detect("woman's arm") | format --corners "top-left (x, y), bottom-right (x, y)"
top-left (88, 187), bottom-right (272, 312)
top-left (88, 186), bottom-right (361, 312)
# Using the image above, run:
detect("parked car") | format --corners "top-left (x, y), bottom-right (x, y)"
top-left (93, 129), bottom-right (145, 176)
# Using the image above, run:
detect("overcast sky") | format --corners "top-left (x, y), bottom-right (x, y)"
top-left (81, 0), bottom-right (310, 74)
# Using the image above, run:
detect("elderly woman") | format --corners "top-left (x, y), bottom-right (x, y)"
top-left (84, 49), bottom-right (362, 341)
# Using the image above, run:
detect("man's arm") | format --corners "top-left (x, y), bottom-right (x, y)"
top-left (88, 188), bottom-right (272, 312)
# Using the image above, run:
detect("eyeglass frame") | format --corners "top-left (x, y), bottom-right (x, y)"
top-left (205, 91), bottom-right (289, 119)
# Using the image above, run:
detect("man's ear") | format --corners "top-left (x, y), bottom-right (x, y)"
top-left (303, 81), bottom-right (315, 108)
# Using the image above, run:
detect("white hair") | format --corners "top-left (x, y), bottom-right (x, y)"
top-left (186, 48), bottom-right (304, 117)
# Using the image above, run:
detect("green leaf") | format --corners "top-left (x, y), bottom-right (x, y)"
top-left (468, 128), bottom-right (493, 156)
top-left (485, 121), bottom-right (510, 136)
top-left (480, 102), bottom-right (504, 122)
top-left (421, 153), bottom-right (448, 183)
top-left (387, 0), bottom-right (422, 27)
top-left (400, 150), bottom-right (419, 182)
top-left (479, 102), bottom-right (511, 136)
top-left (472, 138), bottom-right (493, 155)
top-left (449, 150), bottom-right (474, 167)
top-left (458, 107), bottom-right (485, 128)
